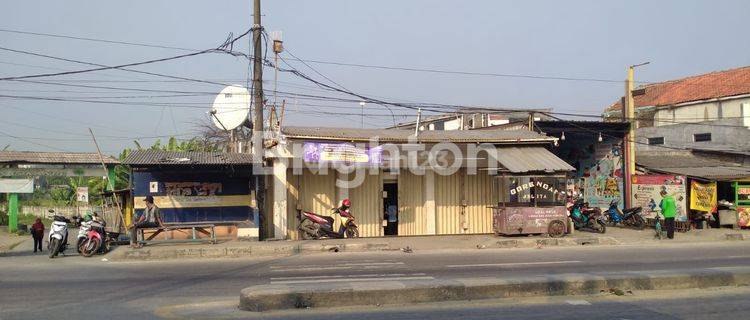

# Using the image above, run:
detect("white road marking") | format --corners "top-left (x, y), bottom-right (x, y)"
top-left (728, 255), bottom-right (750, 259)
top-left (445, 260), bottom-right (582, 268)
top-left (270, 266), bottom-right (353, 272)
top-left (270, 273), bottom-right (426, 281)
top-left (271, 275), bottom-right (434, 284)
top-left (566, 300), bottom-right (592, 306)
top-left (342, 262), bottom-right (405, 266)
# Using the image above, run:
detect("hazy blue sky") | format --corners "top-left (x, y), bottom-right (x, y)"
top-left (1, 0), bottom-right (749, 154)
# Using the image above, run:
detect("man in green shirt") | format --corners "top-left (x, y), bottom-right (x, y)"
top-left (660, 190), bottom-right (677, 239)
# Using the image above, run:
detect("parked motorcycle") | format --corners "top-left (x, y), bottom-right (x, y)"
top-left (569, 199), bottom-right (607, 233)
top-left (78, 220), bottom-right (106, 257)
top-left (298, 199), bottom-right (359, 240)
top-left (603, 199), bottom-right (646, 229)
top-left (77, 218), bottom-right (108, 257)
top-left (48, 212), bottom-right (71, 258)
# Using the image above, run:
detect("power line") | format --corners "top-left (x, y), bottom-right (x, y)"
top-left (0, 27), bottom-right (201, 52)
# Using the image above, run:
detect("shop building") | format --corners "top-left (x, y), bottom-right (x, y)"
top-left (122, 150), bottom-right (259, 240)
top-left (264, 126), bottom-right (573, 239)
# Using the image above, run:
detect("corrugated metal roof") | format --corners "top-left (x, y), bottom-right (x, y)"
top-left (122, 150), bottom-right (253, 166)
top-left (0, 151), bottom-right (118, 165)
top-left (637, 151), bottom-right (750, 180)
top-left (281, 126), bottom-right (554, 143)
top-left (496, 147), bottom-right (575, 173)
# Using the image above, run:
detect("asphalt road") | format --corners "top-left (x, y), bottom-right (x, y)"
top-left (1, 241), bottom-right (750, 319)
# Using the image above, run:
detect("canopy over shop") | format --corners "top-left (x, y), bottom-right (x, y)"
top-left (637, 150), bottom-right (750, 228)
top-left (0, 151), bottom-right (119, 232)
top-left (264, 126), bottom-right (573, 239)
top-left (122, 150), bottom-right (259, 240)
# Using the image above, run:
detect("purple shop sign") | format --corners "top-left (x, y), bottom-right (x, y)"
top-left (303, 142), bottom-right (382, 165)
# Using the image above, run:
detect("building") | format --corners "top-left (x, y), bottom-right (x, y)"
top-left (603, 66), bottom-right (750, 152)
top-left (603, 66), bottom-right (750, 226)
top-left (122, 150), bottom-right (259, 240)
top-left (264, 126), bottom-right (573, 239)
top-left (390, 108), bottom-right (551, 131)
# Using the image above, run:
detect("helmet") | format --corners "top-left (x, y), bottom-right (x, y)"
top-left (341, 198), bottom-right (351, 207)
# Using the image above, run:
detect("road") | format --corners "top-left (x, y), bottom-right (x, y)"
top-left (1, 241), bottom-right (750, 319)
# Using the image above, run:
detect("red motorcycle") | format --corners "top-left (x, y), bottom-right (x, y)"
top-left (79, 220), bottom-right (106, 257)
top-left (298, 199), bottom-right (360, 240)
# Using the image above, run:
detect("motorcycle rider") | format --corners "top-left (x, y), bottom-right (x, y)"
top-left (334, 198), bottom-right (352, 215)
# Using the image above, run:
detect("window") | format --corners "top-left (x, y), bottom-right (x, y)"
top-left (647, 137), bottom-right (664, 145)
top-left (694, 133), bottom-right (712, 142)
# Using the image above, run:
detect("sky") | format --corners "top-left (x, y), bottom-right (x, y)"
top-left (1, 0), bottom-right (749, 155)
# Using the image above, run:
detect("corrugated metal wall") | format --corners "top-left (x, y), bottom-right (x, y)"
top-left (347, 171), bottom-right (383, 237)
top-left (286, 171), bottom-right (300, 240)
top-left (435, 172), bottom-right (462, 234)
top-left (465, 170), bottom-right (497, 234)
top-left (398, 171), bottom-right (426, 236)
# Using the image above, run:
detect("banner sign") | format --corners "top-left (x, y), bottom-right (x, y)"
top-left (690, 181), bottom-right (717, 212)
top-left (631, 175), bottom-right (687, 221)
top-left (738, 187), bottom-right (750, 202)
top-left (303, 142), bottom-right (382, 165)
top-left (739, 207), bottom-right (750, 228)
top-left (0, 178), bottom-right (34, 193)
top-left (0, 167), bottom-right (104, 178)
top-left (76, 187), bottom-right (89, 203)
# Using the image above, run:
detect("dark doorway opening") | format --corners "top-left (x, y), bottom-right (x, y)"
top-left (383, 183), bottom-right (398, 236)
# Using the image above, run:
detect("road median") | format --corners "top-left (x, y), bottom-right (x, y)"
top-left (239, 266), bottom-right (750, 312)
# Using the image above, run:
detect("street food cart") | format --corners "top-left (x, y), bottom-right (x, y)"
top-left (492, 174), bottom-right (569, 237)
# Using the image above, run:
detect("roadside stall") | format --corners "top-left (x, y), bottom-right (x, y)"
top-left (493, 174), bottom-right (569, 237)
top-left (736, 182), bottom-right (750, 229)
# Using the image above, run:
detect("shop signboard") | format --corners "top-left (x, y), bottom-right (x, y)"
top-left (690, 181), bottom-right (717, 212)
top-left (631, 175), bottom-right (687, 221)
top-left (738, 186), bottom-right (750, 202)
top-left (0, 178), bottom-right (34, 193)
top-left (303, 142), bottom-right (382, 165)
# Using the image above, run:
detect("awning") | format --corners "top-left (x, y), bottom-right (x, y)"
top-left (496, 147), bottom-right (575, 174)
top-left (637, 151), bottom-right (750, 181)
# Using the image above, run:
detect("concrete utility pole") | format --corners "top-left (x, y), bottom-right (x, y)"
top-left (251, 0), bottom-right (266, 237)
top-left (252, 0), bottom-right (264, 158)
top-left (624, 62), bottom-right (649, 208)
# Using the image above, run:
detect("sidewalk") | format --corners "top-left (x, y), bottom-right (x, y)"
top-left (0, 228), bottom-right (30, 256)
top-left (106, 226), bottom-right (750, 261)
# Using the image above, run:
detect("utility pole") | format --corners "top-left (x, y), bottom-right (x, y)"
top-left (624, 62), bottom-right (649, 208)
top-left (252, 0), bottom-right (264, 157)
top-left (251, 0), bottom-right (266, 238)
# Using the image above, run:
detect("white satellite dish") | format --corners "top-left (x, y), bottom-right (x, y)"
top-left (209, 85), bottom-right (251, 131)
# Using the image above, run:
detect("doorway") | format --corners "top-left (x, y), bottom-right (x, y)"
top-left (383, 182), bottom-right (398, 236)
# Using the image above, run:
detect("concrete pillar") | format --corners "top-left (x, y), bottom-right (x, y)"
top-left (424, 169), bottom-right (436, 235)
top-left (8, 193), bottom-right (18, 233)
top-left (272, 159), bottom-right (288, 239)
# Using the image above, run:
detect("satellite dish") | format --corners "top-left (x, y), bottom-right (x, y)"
top-left (210, 85), bottom-right (251, 131)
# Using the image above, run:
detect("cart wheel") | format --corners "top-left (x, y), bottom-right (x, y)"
top-left (548, 220), bottom-right (566, 238)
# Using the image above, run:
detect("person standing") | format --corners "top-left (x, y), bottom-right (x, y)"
top-left (660, 190), bottom-right (677, 239)
top-left (31, 218), bottom-right (44, 253)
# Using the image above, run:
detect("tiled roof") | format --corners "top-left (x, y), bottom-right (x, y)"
top-left (122, 150), bottom-right (254, 166)
top-left (606, 66), bottom-right (750, 112)
top-left (637, 151), bottom-right (750, 180)
top-left (0, 151), bottom-right (118, 165)
top-left (281, 126), bottom-right (554, 143)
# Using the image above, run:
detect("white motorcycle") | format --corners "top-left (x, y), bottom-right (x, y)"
top-left (48, 212), bottom-right (71, 258)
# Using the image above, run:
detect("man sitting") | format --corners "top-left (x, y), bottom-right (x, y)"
top-left (129, 195), bottom-right (165, 247)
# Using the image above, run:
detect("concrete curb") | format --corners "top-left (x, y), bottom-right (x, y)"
top-left (239, 266), bottom-right (750, 312)
top-left (106, 236), bottom-right (620, 261)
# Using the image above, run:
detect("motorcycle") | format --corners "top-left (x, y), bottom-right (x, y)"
top-left (298, 200), bottom-right (360, 240)
top-left (77, 219), bottom-right (108, 257)
top-left (603, 199), bottom-right (645, 229)
top-left (569, 199), bottom-right (607, 233)
top-left (48, 213), bottom-right (71, 258)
